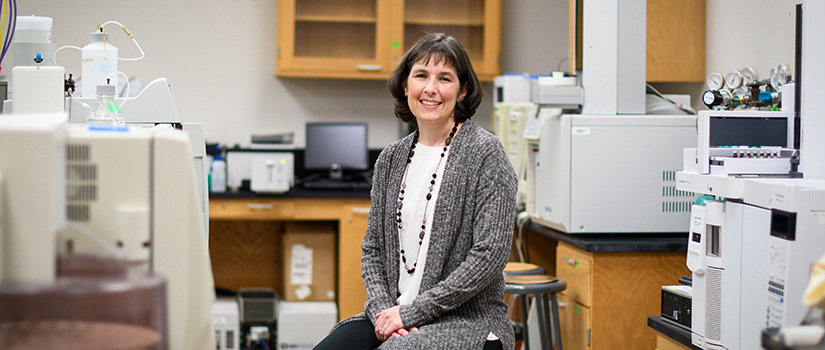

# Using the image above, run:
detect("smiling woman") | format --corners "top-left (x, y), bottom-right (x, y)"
top-left (313, 33), bottom-right (517, 350)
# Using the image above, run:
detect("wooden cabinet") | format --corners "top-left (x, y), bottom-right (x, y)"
top-left (555, 242), bottom-right (690, 350)
top-left (208, 197), bottom-right (370, 321)
top-left (338, 203), bottom-right (371, 320)
top-left (276, 0), bottom-right (502, 81)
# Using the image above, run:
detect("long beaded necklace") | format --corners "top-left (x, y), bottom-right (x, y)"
top-left (396, 121), bottom-right (459, 275)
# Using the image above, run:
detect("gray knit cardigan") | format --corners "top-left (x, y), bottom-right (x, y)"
top-left (335, 120), bottom-right (518, 350)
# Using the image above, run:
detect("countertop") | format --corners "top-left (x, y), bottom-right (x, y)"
top-left (527, 219), bottom-right (689, 253)
top-left (648, 316), bottom-right (702, 350)
top-left (209, 186), bottom-right (371, 200)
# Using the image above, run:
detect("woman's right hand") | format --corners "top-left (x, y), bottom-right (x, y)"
top-left (391, 326), bottom-right (419, 338)
top-left (375, 306), bottom-right (419, 341)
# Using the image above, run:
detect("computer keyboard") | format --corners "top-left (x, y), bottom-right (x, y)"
top-left (302, 179), bottom-right (371, 190)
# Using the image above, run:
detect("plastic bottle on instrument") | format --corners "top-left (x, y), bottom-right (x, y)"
top-left (211, 156), bottom-right (227, 192)
top-left (87, 82), bottom-right (124, 126)
top-left (81, 28), bottom-right (118, 98)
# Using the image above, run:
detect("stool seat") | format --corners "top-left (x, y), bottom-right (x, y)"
top-left (503, 262), bottom-right (546, 276)
top-left (504, 275), bottom-right (567, 294)
top-left (503, 274), bottom-right (566, 350)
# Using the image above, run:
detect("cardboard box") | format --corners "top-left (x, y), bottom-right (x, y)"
top-left (282, 222), bottom-right (336, 301)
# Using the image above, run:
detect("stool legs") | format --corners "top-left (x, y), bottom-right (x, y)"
top-left (550, 293), bottom-right (563, 350)
top-left (526, 293), bottom-right (563, 350)
top-left (520, 295), bottom-right (530, 350)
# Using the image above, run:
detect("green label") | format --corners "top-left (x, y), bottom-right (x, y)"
top-left (108, 103), bottom-right (121, 114)
top-left (391, 41), bottom-right (401, 48)
top-left (575, 305), bottom-right (580, 314)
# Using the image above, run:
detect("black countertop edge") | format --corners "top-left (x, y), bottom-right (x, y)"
top-left (527, 220), bottom-right (689, 253)
top-left (209, 188), bottom-right (371, 200)
top-left (648, 316), bottom-right (702, 350)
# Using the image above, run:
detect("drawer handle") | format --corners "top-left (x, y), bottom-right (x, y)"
top-left (352, 207), bottom-right (370, 214)
top-left (563, 257), bottom-right (580, 267)
top-left (357, 64), bottom-right (382, 71)
top-left (248, 203), bottom-right (275, 210)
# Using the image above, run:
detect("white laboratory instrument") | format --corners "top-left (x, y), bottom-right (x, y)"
top-left (688, 199), bottom-right (770, 350)
top-left (68, 77), bottom-right (210, 239)
top-left (581, 0), bottom-right (646, 114)
top-left (277, 301), bottom-right (337, 350)
top-left (493, 74), bottom-right (532, 103)
top-left (10, 66), bottom-right (65, 115)
top-left (531, 72), bottom-right (582, 110)
top-left (251, 153), bottom-right (295, 193)
top-left (687, 179), bottom-right (825, 350)
top-left (799, 0), bottom-right (825, 178)
top-left (695, 109), bottom-right (794, 176)
top-left (213, 298), bottom-right (241, 350)
top-left (525, 111), bottom-right (697, 233)
top-left (0, 115), bottom-right (216, 350)
top-left (226, 150), bottom-right (295, 193)
top-left (491, 102), bottom-right (536, 205)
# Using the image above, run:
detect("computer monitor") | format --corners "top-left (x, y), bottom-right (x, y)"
top-left (305, 123), bottom-right (368, 179)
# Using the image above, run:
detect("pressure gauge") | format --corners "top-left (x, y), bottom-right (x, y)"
top-left (725, 70), bottom-right (744, 90)
top-left (706, 72), bottom-right (725, 91)
top-left (741, 66), bottom-right (759, 85)
top-left (770, 64), bottom-right (792, 92)
top-left (703, 89), bottom-right (733, 109)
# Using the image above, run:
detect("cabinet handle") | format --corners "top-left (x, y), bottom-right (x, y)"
top-left (357, 64), bottom-right (382, 71)
top-left (352, 207), bottom-right (370, 214)
top-left (563, 257), bottom-right (578, 266)
top-left (248, 203), bottom-right (274, 210)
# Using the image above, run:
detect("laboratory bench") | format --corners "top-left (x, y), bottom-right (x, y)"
top-left (524, 219), bottom-right (691, 350)
top-left (208, 188), bottom-right (371, 321)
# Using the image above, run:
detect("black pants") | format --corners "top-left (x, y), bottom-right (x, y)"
top-left (313, 320), bottom-right (503, 350)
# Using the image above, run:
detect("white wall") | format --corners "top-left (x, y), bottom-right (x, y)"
top-left (13, 0), bottom-right (567, 149)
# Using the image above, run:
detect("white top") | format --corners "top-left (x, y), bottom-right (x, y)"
top-left (395, 142), bottom-right (499, 341)
top-left (397, 143), bottom-right (445, 305)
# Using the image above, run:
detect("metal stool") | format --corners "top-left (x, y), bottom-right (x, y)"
top-left (503, 262), bottom-right (547, 346)
top-left (504, 274), bottom-right (566, 350)
top-left (503, 262), bottom-right (547, 276)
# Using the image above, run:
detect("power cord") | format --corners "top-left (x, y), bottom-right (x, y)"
top-left (515, 211), bottom-right (530, 263)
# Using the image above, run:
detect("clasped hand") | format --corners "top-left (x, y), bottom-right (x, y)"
top-left (373, 306), bottom-right (419, 341)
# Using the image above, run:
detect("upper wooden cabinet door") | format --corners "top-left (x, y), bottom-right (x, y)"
top-left (399, 0), bottom-right (501, 82)
top-left (276, 0), bottom-right (501, 81)
top-left (276, 0), bottom-right (393, 79)
top-left (646, 0), bottom-right (706, 82)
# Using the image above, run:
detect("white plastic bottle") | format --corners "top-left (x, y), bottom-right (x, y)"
top-left (81, 28), bottom-right (118, 98)
top-left (87, 83), bottom-right (124, 125)
top-left (211, 156), bottom-right (227, 192)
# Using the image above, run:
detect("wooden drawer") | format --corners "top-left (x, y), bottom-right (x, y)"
top-left (556, 242), bottom-right (593, 307)
top-left (558, 293), bottom-right (591, 350)
top-left (209, 198), bottom-right (296, 220)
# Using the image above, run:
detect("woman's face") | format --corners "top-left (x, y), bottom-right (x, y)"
top-left (403, 57), bottom-right (467, 126)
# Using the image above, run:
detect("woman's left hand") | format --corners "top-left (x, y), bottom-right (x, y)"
top-left (374, 306), bottom-right (405, 341)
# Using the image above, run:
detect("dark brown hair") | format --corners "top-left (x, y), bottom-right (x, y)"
top-left (387, 33), bottom-right (484, 124)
